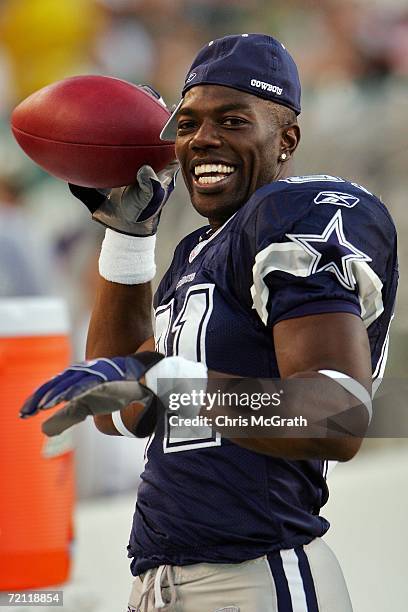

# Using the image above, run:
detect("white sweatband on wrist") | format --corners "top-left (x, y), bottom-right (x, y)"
top-left (145, 356), bottom-right (208, 418)
top-left (111, 410), bottom-right (137, 438)
top-left (318, 369), bottom-right (372, 423)
top-left (99, 229), bottom-right (156, 284)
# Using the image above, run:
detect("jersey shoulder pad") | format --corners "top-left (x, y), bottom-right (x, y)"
top-left (244, 175), bottom-right (393, 249)
top-left (247, 177), bottom-right (396, 328)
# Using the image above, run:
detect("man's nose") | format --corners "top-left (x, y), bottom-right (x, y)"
top-left (190, 119), bottom-right (222, 149)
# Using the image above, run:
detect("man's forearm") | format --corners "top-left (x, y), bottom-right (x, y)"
top-left (89, 351), bottom-right (369, 456)
top-left (86, 277), bottom-right (153, 358)
top-left (204, 369), bottom-right (368, 461)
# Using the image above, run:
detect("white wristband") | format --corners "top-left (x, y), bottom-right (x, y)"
top-left (145, 356), bottom-right (208, 418)
top-left (99, 229), bottom-right (156, 284)
top-left (318, 369), bottom-right (372, 423)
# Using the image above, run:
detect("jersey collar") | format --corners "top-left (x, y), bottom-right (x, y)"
top-left (189, 213), bottom-right (237, 263)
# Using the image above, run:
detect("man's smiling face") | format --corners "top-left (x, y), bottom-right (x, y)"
top-left (175, 84), bottom-right (299, 229)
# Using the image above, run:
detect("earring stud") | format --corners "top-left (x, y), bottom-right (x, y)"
top-left (280, 152), bottom-right (288, 161)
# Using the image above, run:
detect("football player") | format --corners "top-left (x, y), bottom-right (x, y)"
top-left (22, 34), bottom-right (398, 611)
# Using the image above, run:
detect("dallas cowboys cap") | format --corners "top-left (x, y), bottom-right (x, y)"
top-left (160, 33), bottom-right (301, 141)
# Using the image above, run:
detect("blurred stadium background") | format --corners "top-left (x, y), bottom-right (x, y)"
top-left (0, 0), bottom-right (407, 610)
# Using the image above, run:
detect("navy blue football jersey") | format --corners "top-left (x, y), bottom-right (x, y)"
top-left (128, 176), bottom-right (398, 575)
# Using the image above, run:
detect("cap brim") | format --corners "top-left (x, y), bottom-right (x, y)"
top-left (160, 99), bottom-right (183, 141)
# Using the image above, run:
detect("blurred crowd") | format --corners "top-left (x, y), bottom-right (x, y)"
top-left (0, 0), bottom-right (407, 494)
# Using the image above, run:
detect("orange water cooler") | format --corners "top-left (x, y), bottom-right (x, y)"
top-left (0, 297), bottom-right (75, 589)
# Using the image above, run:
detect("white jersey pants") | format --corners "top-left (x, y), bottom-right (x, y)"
top-left (127, 537), bottom-right (353, 612)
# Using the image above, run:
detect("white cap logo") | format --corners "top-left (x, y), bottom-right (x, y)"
top-left (250, 78), bottom-right (283, 95)
top-left (186, 72), bottom-right (197, 84)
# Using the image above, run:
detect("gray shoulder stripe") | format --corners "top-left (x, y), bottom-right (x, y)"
top-left (251, 240), bottom-right (383, 328)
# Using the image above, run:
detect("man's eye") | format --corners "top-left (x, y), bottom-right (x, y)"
top-left (177, 120), bottom-right (195, 131)
top-left (222, 117), bottom-right (248, 126)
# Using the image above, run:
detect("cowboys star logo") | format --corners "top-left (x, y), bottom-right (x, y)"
top-left (286, 210), bottom-right (371, 290)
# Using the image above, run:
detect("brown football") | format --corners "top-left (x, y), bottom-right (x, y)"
top-left (11, 75), bottom-right (175, 188)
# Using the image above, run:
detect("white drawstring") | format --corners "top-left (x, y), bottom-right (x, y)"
top-left (154, 565), bottom-right (166, 608)
top-left (135, 565), bottom-right (177, 611)
top-left (135, 568), bottom-right (154, 612)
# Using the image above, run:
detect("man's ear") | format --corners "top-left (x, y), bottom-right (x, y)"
top-left (282, 123), bottom-right (301, 157)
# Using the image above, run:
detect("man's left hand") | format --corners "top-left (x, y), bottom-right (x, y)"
top-left (20, 353), bottom-right (164, 437)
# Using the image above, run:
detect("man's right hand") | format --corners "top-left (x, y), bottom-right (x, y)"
top-left (69, 160), bottom-right (179, 236)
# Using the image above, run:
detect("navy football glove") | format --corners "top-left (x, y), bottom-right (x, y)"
top-left (69, 161), bottom-right (179, 237)
top-left (20, 352), bottom-right (164, 437)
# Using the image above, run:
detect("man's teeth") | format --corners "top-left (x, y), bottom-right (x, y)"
top-left (198, 175), bottom-right (226, 184)
top-left (194, 164), bottom-right (235, 176)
